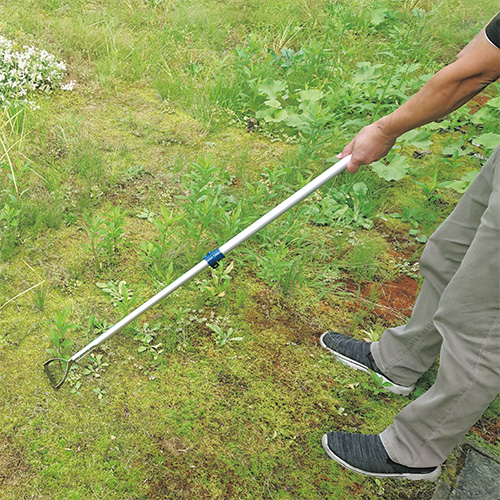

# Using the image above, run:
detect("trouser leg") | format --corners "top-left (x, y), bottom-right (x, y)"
top-left (371, 280), bottom-right (442, 386)
top-left (372, 146), bottom-right (500, 387)
top-left (380, 147), bottom-right (500, 467)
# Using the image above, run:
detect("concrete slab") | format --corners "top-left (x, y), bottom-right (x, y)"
top-left (446, 449), bottom-right (500, 500)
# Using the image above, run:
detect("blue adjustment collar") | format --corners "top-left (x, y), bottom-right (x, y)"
top-left (203, 248), bottom-right (225, 268)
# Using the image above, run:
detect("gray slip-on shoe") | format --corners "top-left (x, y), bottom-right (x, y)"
top-left (322, 432), bottom-right (441, 481)
top-left (320, 331), bottom-right (414, 396)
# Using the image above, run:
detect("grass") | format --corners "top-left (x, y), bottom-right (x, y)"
top-left (0, 0), bottom-right (499, 498)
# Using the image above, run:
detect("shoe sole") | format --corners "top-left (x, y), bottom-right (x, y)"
top-left (321, 434), bottom-right (441, 481)
top-left (319, 332), bottom-right (414, 396)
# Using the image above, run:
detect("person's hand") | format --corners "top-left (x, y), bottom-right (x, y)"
top-left (337, 119), bottom-right (398, 173)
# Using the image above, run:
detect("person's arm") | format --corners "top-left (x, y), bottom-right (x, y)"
top-left (338, 21), bottom-right (500, 173)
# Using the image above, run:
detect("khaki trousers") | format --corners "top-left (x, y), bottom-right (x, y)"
top-left (371, 145), bottom-right (500, 468)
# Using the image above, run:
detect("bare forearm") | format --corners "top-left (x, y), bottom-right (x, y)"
top-left (339, 27), bottom-right (500, 173)
top-left (379, 64), bottom-right (492, 138)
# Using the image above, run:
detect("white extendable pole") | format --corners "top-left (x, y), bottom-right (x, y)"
top-left (72, 260), bottom-right (209, 362)
top-left (219, 155), bottom-right (350, 256)
top-left (69, 155), bottom-right (351, 365)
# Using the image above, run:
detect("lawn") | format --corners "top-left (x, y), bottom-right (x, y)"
top-left (0, 1), bottom-right (499, 498)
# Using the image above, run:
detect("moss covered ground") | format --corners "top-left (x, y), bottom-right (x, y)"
top-left (0, 1), bottom-right (499, 498)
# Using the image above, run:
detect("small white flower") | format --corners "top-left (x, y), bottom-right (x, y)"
top-left (0, 33), bottom-right (68, 109)
top-left (60, 80), bottom-right (76, 91)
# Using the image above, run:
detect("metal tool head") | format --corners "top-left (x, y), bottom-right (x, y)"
top-left (43, 357), bottom-right (73, 389)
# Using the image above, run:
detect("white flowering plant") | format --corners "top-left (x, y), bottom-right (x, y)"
top-left (0, 35), bottom-right (74, 109)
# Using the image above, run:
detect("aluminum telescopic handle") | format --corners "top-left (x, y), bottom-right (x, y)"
top-left (219, 155), bottom-right (350, 256)
top-left (69, 154), bottom-right (351, 364)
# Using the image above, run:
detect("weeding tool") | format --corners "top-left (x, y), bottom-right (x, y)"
top-left (44, 154), bottom-right (351, 388)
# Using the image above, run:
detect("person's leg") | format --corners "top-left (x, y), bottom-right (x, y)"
top-left (322, 147), bottom-right (500, 478)
top-left (381, 147), bottom-right (500, 467)
top-left (370, 280), bottom-right (441, 387)
top-left (372, 146), bottom-right (500, 387)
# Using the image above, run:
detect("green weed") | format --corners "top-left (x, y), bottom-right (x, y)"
top-left (199, 261), bottom-right (234, 306)
top-left (82, 204), bottom-right (127, 268)
top-left (362, 371), bottom-right (394, 396)
top-left (138, 206), bottom-right (179, 284)
top-left (250, 242), bottom-right (305, 295)
top-left (348, 239), bottom-right (386, 282)
top-left (46, 305), bottom-right (78, 360)
top-left (97, 280), bottom-right (140, 316)
top-left (135, 322), bottom-right (164, 359)
top-left (81, 213), bottom-right (106, 268)
top-left (305, 181), bottom-right (376, 229)
top-left (83, 353), bottom-right (109, 380)
top-left (102, 204), bottom-right (127, 258)
top-left (206, 323), bottom-right (243, 347)
top-left (178, 156), bottom-right (224, 255)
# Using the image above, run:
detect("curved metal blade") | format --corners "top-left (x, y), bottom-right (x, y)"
top-left (43, 358), bottom-right (73, 389)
